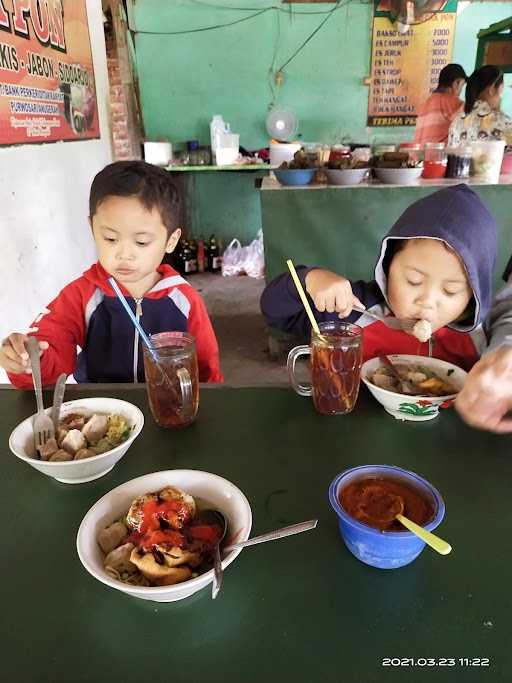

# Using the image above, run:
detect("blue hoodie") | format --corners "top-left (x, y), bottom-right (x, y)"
top-left (260, 184), bottom-right (497, 370)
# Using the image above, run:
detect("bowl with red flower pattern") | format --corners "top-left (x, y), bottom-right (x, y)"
top-left (362, 355), bottom-right (467, 421)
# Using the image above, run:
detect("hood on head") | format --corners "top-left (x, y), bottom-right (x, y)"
top-left (374, 184), bottom-right (497, 331)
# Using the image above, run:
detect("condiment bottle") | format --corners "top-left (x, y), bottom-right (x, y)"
top-left (197, 237), bottom-right (206, 272)
top-left (208, 235), bottom-right (222, 272)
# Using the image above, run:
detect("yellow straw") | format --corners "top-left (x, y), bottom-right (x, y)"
top-left (286, 259), bottom-right (323, 337)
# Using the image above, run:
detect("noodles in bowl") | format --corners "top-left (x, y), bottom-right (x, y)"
top-left (77, 470), bottom-right (252, 602)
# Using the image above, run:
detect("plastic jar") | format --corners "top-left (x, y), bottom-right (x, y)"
top-left (445, 146), bottom-right (472, 179)
top-left (399, 142), bottom-right (423, 164)
top-left (422, 143), bottom-right (447, 179)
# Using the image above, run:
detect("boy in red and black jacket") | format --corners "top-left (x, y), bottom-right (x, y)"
top-left (0, 161), bottom-right (222, 385)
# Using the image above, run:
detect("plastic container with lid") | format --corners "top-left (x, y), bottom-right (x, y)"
top-left (446, 146), bottom-right (472, 179)
top-left (471, 140), bottom-right (505, 183)
top-left (422, 143), bottom-right (447, 179)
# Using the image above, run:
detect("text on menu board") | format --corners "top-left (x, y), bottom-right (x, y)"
top-left (368, 12), bottom-right (456, 126)
top-left (0, 0), bottom-right (99, 145)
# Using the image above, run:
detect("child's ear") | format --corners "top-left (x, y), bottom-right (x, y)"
top-left (166, 228), bottom-right (181, 253)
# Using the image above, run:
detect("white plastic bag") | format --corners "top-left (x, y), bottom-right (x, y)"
top-left (221, 231), bottom-right (265, 278)
top-left (221, 238), bottom-right (245, 276)
top-left (243, 230), bottom-right (265, 279)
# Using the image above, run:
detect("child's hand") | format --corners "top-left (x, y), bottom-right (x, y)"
top-left (305, 269), bottom-right (364, 318)
top-left (0, 334), bottom-right (49, 374)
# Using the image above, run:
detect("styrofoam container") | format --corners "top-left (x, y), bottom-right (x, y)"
top-left (77, 470), bottom-right (252, 602)
top-left (143, 141), bottom-right (172, 166)
top-left (361, 355), bottom-right (467, 421)
top-left (269, 142), bottom-right (301, 167)
top-left (375, 167), bottom-right (423, 185)
top-left (9, 397), bottom-right (144, 484)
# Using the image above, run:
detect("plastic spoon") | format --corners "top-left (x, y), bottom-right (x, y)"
top-left (359, 492), bottom-right (451, 556)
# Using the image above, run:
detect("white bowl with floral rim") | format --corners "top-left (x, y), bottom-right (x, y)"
top-left (361, 355), bottom-right (467, 421)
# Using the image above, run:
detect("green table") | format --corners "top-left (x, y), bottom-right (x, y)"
top-left (260, 177), bottom-right (512, 290)
top-left (2, 384), bottom-right (512, 682)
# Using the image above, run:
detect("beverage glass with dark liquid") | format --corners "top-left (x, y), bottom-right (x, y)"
top-left (287, 321), bottom-right (363, 415)
top-left (143, 332), bottom-right (199, 428)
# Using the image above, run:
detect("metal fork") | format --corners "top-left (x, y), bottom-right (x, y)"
top-left (26, 337), bottom-right (55, 454)
top-left (353, 304), bottom-right (417, 333)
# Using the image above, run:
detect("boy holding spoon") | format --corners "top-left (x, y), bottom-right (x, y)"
top-left (0, 161), bottom-right (222, 386)
top-left (261, 184), bottom-right (497, 371)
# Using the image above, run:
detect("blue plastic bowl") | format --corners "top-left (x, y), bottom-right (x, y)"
top-left (329, 465), bottom-right (445, 569)
top-left (274, 168), bottom-right (315, 186)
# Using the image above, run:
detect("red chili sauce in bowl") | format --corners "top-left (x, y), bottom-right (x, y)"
top-left (339, 477), bottom-right (435, 532)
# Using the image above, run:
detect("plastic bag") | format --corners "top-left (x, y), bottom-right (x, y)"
top-left (221, 231), bottom-right (265, 278)
top-left (221, 238), bottom-right (244, 277)
top-left (243, 230), bottom-right (265, 279)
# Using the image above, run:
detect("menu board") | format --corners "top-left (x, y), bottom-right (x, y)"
top-left (0, 0), bottom-right (99, 145)
top-left (368, 10), bottom-right (457, 126)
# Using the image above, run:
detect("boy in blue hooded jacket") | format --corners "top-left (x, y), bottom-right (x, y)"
top-left (261, 184), bottom-right (497, 371)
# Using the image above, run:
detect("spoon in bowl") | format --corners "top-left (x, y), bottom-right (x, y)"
top-left (199, 509), bottom-right (228, 600)
top-left (203, 511), bottom-right (318, 598)
top-left (359, 492), bottom-right (451, 555)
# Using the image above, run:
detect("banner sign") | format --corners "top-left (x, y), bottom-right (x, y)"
top-left (0, 0), bottom-right (99, 144)
top-left (368, 2), bottom-right (457, 126)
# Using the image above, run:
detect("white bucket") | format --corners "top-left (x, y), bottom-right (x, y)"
top-left (269, 141), bottom-right (301, 167)
top-left (471, 140), bottom-right (505, 183)
top-left (143, 141), bottom-right (172, 166)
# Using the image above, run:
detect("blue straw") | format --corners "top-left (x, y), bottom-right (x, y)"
top-left (108, 277), bottom-right (159, 361)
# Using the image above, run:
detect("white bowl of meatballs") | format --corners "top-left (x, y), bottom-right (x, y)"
top-left (8, 397), bottom-right (144, 483)
top-left (361, 355), bottom-right (467, 421)
top-left (76, 470), bottom-right (253, 602)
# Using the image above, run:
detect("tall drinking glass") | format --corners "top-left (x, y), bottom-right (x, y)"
top-left (143, 332), bottom-right (199, 428)
top-left (287, 321), bottom-right (363, 415)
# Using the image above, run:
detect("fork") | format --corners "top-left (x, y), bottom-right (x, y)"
top-left (26, 337), bottom-right (55, 454)
top-left (353, 304), bottom-right (417, 333)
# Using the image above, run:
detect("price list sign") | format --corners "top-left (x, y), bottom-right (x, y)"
top-left (368, 12), bottom-right (457, 127)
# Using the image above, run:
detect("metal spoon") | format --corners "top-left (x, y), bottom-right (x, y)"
top-left (353, 304), bottom-right (418, 333)
top-left (197, 509), bottom-right (227, 600)
top-left (379, 355), bottom-right (416, 395)
top-left (202, 512), bottom-right (318, 598)
top-left (51, 373), bottom-right (67, 433)
top-left (223, 518), bottom-right (318, 552)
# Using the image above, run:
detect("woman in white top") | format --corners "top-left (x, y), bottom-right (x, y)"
top-left (448, 65), bottom-right (512, 147)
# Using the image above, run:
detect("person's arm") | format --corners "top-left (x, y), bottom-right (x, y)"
top-left (260, 266), bottom-right (365, 337)
top-left (3, 281), bottom-right (86, 388)
top-left (455, 280), bottom-right (512, 432)
top-left (186, 290), bottom-right (223, 383)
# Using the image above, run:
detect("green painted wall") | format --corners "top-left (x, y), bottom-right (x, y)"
top-left (130, 0), bottom-right (511, 147)
top-left (128, 0), bottom-right (512, 243)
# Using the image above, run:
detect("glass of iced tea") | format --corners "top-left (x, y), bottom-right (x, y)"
top-left (287, 321), bottom-right (363, 415)
top-left (143, 332), bottom-right (199, 428)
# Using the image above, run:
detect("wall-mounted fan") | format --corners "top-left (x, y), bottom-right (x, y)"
top-left (266, 107), bottom-right (299, 143)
